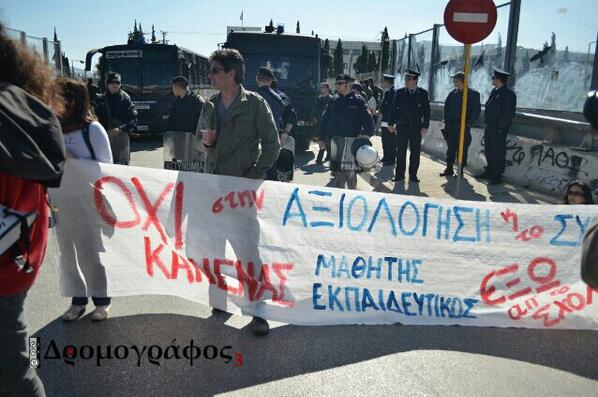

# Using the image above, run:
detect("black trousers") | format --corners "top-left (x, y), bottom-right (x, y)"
top-left (484, 126), bottom-right (508, 179)
top-left (395, 125), bottom-right (422, 178)
top-left (445, 125), bottom-right (472, 169)
top-left (0, 292), bottom-right (46, 397)
top-left (381, 126), bottom-right (396, 163)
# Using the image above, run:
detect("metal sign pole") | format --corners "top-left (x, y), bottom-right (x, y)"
top-left (455, 43), bottom-right (471, 198)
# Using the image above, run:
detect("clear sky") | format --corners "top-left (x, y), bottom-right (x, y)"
top-left (1, 0), bottom-right (596, 64)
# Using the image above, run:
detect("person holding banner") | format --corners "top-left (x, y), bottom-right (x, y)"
top-left (388, 69), bottom-right (430, 183)
top-left (55, 78), bottom-right (114, 323)
top-left (168, 76), bottom-right (204, 133)
top-left (476, 67), bottom-right (516, 185)
top-left (318, 74), bottom-right (374, 190)
top-left (0, 22), bottom-right (66, 397)
top-left (440, 71), bottom-right (481, 177)
top-left (199, 49), bottom-right (280, 336)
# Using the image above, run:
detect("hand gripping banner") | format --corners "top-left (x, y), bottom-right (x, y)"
top-left (49, 160), bottom-right (598, 329)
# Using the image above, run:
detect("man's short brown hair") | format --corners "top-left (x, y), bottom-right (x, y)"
top-left (209, 49), bottom-right (245, 84)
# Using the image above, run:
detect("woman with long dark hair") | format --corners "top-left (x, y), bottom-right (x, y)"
top-left (55, 78), bottom-right (113, 322)
top-left (562, 180), bottom-right (594, 205)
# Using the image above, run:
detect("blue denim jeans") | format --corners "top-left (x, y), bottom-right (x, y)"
top-left (71, 297), bottom-right (111, 306)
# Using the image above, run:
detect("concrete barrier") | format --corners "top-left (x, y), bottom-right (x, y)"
top-left (422, 120), bottom-right (598, 201)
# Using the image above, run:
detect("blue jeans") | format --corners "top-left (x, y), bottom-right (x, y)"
top-left (72, 297), bottom-right (111, 306)
top-left (0, 292), bottom-right (46, 397)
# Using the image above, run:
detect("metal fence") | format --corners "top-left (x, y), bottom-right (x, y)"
top-left (385, 0), bottom-right (598, 113)
top-left (5, 27), bottom-right (64, 76)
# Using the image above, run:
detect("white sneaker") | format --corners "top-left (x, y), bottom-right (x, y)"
top-left (90, 305), bottom-right (110, 322)
top-left (62, 305), bottom-right (86, 322)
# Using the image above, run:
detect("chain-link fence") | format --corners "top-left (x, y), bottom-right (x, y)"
top-left (5, 27), bottom-right (64, 76)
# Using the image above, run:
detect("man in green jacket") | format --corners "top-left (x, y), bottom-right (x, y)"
top-left (198, 49), bottom-right (280, 179)
top-left (197, 49), bottom-right (280, 336)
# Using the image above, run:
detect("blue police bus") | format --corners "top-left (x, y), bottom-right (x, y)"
top-left (224, 30), bottom-right (321, 149)
top-left (85, 43), bottom-right (211, 135)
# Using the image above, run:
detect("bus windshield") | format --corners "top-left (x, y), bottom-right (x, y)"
top-left (142, 62), bottom-right (177, 93)
top-left (105, 59), bottom-right (176, 94)
top-left (105, 59), bottom-right (141, 93)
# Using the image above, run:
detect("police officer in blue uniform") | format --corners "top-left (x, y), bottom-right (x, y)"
top-left (388, 69), bottom-right (430, 183)
top-left (379, 73), bottom-right (397, 165)
top-left (441, 71), bottom-right (481, 177)
top-left (319, 74), bottom-right (374, 189)
top-left (256, 67), bottom-right (284, 131)
top-left (271, 79), bottom-right (298, 138)
top-left (477, 67), bottom-right (516, 185)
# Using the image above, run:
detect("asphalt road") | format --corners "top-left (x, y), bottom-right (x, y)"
top-left (24, 136), bottom-right (598, 397)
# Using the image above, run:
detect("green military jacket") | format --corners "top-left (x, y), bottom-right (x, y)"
top-left (196, 85), bottom-right (280, 179)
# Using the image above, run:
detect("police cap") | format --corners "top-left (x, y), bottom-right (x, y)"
top-left (451, 71), bottom-right (466, 81)
top-left (335, 74), bottom-right (353, 83)
top-left (492, 67), bottom-right (510, 79)
top-left (382, 73), bottom-right (395, 82)
top-left (404, 69), bottom-right (420, 78)
top-left (106, 71), bottom-right (121, 83)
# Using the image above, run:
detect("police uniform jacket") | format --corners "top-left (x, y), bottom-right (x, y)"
top-left (372, 85), bottom-right (384, 105)
top-left (319, 92), bottom-right (374, 140)
top-left (388, 87), bottom-right (430, 129)
top-left (168, 91), bottom-right (204, 133)
top-left (484, 85), bottom-right (516, 132)
top-left (257, 86), bottom-right (284, 132)
top-left (274, 89), bottom-right (298, 129)
top-left (95, 90), bottom-right (137, 133)
top-left (444, 88), bottom-right (481, 127)
top-left (312, 94), bottom-right (332, 122)
top-left (379, 87), bottom-right (396, 123)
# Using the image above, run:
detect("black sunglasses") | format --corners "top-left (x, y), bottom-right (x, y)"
top-left (210, 66), bottom-right (225, 74)
top-left (108, 81), bottom-right (121, 85)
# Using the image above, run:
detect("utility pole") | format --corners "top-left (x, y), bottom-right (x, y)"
top-left (160, 30), bottom-right (168, 44)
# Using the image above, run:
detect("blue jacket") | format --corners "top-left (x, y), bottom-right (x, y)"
top-left (319, 92), bottom-right (374, 140)
top-left (256, 86), bottom-right (284, 132)
top-left (274, 89), bottom-right (298, 130)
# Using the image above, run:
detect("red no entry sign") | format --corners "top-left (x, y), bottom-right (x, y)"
top-left (443, 0), bottom-right (497, 44)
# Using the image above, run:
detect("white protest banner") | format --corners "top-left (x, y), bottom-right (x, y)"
top-left (49, 160), bottom-right (598, 329)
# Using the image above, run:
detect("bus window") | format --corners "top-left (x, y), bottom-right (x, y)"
top-left (106, 60), bottom-right (141, 93)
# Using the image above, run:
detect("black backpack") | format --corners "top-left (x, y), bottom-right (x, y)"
top-left (0, 83), bottom-right (66, 187)
top-left (81, 123), bottom-right (96, 160)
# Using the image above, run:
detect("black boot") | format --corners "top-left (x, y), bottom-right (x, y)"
top-left (249, 316), bottom-right (270, 336)
top-left (439, 167), bottom-right (454, 177)
top-left (475, 170), bottom-right (491, 179)
top-left (315, 149), bottom-right (325, 164)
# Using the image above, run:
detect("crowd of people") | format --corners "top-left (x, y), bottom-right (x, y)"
top-left (313, 66), bottom-right (517, 187)
top-left (0, 21), bottom-right (597, 396)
